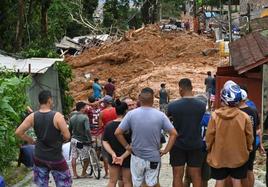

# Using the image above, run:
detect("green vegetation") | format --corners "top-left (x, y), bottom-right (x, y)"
top-left (0, 70), bottom-right (31, 172)
top-left (56, 62), bottom-right (74, 116)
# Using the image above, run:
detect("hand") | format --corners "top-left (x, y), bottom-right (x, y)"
top-left (29, 138), bottom-right (36, 145)
top-left (114, 156), bottom-right (124, 166)
top-left (259, 144), bottom-right (266, 155)
top-left (160, 149), bottom-right (168, 157)
top-left (112, 153), bottom-right (117, 164)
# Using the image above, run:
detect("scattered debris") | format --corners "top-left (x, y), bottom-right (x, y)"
top-left (66, 24), bottom-right (224, 102)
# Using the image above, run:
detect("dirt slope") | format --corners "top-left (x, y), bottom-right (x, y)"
top-left (66, 25), bottom-right (226, 103)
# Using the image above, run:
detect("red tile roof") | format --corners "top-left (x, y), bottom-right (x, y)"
top-left (229, 30), bottom-right (268, 74)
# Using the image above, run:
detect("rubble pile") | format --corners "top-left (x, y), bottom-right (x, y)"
top-left (66, 25), bottom-right (226, 102)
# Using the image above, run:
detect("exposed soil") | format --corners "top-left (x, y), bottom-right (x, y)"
top-left (66, 25), bottom-right (227, 103)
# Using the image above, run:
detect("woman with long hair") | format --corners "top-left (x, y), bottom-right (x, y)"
top-left (102, 99), bottom-right (132, 187)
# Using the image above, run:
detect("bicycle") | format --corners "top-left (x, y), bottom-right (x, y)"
top-left (79, 140), bottom-right (101, 179)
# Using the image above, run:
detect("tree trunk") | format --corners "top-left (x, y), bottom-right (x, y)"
top-left (40, 0), bottom-right (51, 38)
top-left (15, 0), bottom-right (25, 51)
top-left (141, 0), bottom-right (150, 24)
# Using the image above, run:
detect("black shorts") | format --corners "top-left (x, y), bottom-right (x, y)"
top-left (170, 147), bottom-right (203, 167)
top-left (211, 162), bottom-right (248, 180)
top-left (201, 152), bottom-right (211, 181)
top-left (246, 151), bottom-right (256, 171)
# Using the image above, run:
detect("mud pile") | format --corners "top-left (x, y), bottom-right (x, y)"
top-left (66, 25), bottom-right (226, 102)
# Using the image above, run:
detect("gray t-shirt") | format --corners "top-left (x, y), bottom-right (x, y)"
top-left (69, 113), bottom-right (91, 143)
top-left (119, 107), bottom-right (174, 162)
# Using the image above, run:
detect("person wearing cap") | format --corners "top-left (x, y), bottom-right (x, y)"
top-left (99, 95), bottom-right (118, 179)
top-left (158, 83), bottom-right (170, 114)
top-left (206, 81), bottom-right (253, 187)
top-left (239, 89), bottom-right (261, 187)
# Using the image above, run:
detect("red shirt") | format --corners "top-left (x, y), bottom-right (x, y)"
top-left (100, 107), bottom-right (117, 134)
top-left (104, 83), bottom-right (115, 97)
top-left (87, 106), bottom-right (102, 136)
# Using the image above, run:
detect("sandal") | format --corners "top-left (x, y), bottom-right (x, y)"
top-left (103, 175), bottom-right (109, 179)
top-left (80, 174), bottom-right (92, 178)
top-left (73, 176), bottom-right (80, 179)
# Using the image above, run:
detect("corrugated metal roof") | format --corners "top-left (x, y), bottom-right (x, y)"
top-left (0, 54), bottom-right (63, 74)
top-left (229, 31), bottom-right (268, 74)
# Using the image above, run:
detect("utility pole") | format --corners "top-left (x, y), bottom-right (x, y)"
top-left (228, 0), bottom-right (232, 42)
top-left (228, 0), bottom-right (232, 66)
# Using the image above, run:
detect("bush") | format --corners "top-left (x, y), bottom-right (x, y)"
top-left (0, 70), bottom-right (31, 172)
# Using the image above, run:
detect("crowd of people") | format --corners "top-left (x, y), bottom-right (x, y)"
top-left (15, 76), bottom-right (267, 187)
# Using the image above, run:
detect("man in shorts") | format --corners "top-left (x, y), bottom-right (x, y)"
top-left (206, 81), bottom-right (253, 187)
top-left (69, 102), bottom-right (92, 179)
top-left (15, 90), bottom-right (72, 187)
top-left (184, 94), bottom-right (211, 187)
top-left (168, 78), bottom-right (206, 187)
top-left (115, 87), bottom-right (178, 187)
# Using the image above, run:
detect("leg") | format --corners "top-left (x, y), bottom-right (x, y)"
top-left (103, 158), bottom-right (109, 177)
top-left (70, 139), bottom-right (79, 177)
top-left (187, 149), bottom-right (203, 187)
top-left (231, 178), bottom-right (242, 187)
top-left (183, 167), bottom-right (191, 187)
top-left (81, 158), bottom-right (90, 176)
top-left (71, 158), bottom-right (78, 177)
top-left (215, 180), bottom-right (225, 187)
top-left (144, 160), bottom-right (160, 187)
top-left (188, 167), bottom-right (202, 187)
top-left (201, 181), bottom-right (208, 187)
top-left (131, 154), bottom-right (145, 187)
top-left (172, 166), bottom-right (184, 187)
top-left (78, 145), bottom-right (91, 176)
top-left (122, 168), bottom-right (132, 187)
top-left (170, 147), bottom-right (187, 187)
top-left (51, 169), bottom-right (72, 187)
top-left (224, 177), bottom-right (233, 187)
top-left (33, 165), bottom-right (50, 187)
top-left (108, 165), bottom-right (120, 187)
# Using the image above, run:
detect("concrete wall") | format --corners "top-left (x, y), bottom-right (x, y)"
top-left (27, 65), bottom-right (62, 113)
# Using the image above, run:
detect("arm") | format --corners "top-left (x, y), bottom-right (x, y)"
top-left (84, 117), bottom-right (91, 141)
top-left (15, 113), bottom-right (35, 144)
top-left (55, 112), bottom-right (70, 141)
top-left (160, 128), bottom-right (177, 156)
top-left (206, 114), bottom-right (216, 152)
top-left (99, 112), bottom-right (103, 128)
top-left (257, 128), bottom-right (265, 154)
top-left (245, 116), bottom-right (253, 152)
top-left (115, 127), bottom-right (131, 152)
top-left (102, 140), bottom-right (117, 161)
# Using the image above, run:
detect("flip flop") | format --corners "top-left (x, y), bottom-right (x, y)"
top-left (103, 175), bottom-right (109, 179)
top-left (73, 176), bottom-right (80, 179)
top-left (80, 174), bottom-right (93, 178)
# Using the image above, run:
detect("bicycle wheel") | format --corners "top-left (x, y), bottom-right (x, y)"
top-left (89, 148), bottom-right (101, 179)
